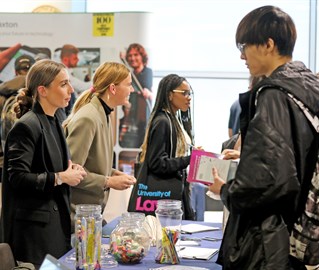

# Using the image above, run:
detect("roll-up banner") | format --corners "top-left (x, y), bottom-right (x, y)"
top-left (0, 12), bottom-right (152, 177)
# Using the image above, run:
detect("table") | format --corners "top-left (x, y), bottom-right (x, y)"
top-left (60, 218), bottom-right (223, 270)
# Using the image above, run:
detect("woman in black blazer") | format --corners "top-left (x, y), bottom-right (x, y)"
top-left (0, 59), bottom-right (86, 267)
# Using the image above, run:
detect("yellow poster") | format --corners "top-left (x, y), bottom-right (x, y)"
top-left (92, 13), bottom-right (114, 37)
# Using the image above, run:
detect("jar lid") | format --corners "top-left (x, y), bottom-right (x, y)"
top-left (75, 204), bottom-right (101, 213)
top-left (122, 212), bottom-right (145, 220)
top-left (156, 199), bottom-right (182, 209)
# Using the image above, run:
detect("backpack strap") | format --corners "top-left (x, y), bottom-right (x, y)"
top-left (255, 85), bottom-right (319, 133)
top-left (285, 92), bottom-right (319, 133)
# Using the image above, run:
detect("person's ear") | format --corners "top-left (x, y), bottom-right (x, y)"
top-left (61, 56), bottom-right (68, 66)
top-left (37, 85), bottom-right (47, 97)
top-left (169, 92), bottom-right (173, 101)
top-left (109, 83), bottom-right (116, 95)
top-left (266, 38), bottom-right (275, 53)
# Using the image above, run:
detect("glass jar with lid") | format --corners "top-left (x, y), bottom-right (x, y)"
top-left (74, 204), bottom-right (102, 270)
top-left (109, 213), bottom-right (151, 264)
top-left (155, 199), bottom-right (183, 264)
top-left (121, 212), bottom-right (153, 243)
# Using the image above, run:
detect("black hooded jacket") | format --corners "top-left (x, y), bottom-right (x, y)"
top-left (217, 61), bottom-right (319, 269)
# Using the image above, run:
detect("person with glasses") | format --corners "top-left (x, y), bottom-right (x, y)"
top-left (208, 5), bottom-right (319, 270)
top-left (128, 74), bottom-right (195, 220)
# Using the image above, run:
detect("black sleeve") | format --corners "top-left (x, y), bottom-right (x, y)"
top-left (6, 121), bottom-right (54, 192)
top-left (221, 90), bottom-right (300, 213)
top-left (146, 114), bottom-right (190, 177)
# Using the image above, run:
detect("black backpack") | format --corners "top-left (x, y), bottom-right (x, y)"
top-left (257, 85), bottom-right (319, 265)
top-left (285, 92), bottom-right (319, 266)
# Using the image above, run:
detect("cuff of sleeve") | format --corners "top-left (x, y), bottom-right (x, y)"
top-left (43, 172), bottom-right (54, 192)
top-left (220, 183), bottom-right (228, 204)
top-left (183, 155), bottom-right (191, 167)
top-left (104, 176), bottom-right (110, 191)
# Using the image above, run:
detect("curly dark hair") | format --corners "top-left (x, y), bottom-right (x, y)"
top-left (125, 43), bottom-right (148, 65)
top-left (140, 74), bottom-right (194, 162)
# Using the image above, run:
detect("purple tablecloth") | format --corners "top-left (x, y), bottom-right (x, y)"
top-left (60, 218), bottom-right (223, 270)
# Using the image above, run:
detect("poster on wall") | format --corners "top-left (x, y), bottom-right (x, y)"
top-left (0, 12), bottom-right (153, 176)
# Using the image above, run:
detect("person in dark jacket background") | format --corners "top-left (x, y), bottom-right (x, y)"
top-left (0, 59), bottom-right (86, 268)
top-left (131, 74), bottom-right (195, 220)
top-left (209, 6), bottom-right (319, 270)
top-left (0, 54), bottom-right (36, 182)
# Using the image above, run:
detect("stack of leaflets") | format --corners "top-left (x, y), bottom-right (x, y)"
top-left (180, 223), bottom-right (220, 234)
top-left (178, 247), bottom-right (219, 260)
top-left (187, 149), bottom-right (238, 185)
top-left (149, 266), bottom-right (210, 270)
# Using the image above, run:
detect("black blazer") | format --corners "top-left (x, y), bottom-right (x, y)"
top-left (0, 102), bottom-right (71, 265)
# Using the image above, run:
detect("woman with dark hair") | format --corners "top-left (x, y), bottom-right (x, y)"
top-left (0, 59), bottom-right (86, 267)
top-left (131, 74), bottom-right (195, 220)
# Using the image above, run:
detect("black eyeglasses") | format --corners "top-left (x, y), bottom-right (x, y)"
top-left (172, 89), bottom-right (193, 97)
top-left (237, 43), bottom-right (247, 54)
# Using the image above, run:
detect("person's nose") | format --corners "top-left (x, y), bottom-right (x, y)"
top-left (69, 84), bottom-right (74, 94)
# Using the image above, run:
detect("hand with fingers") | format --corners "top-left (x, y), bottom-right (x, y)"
top-left (106, 174), bottom-right (137, 190)
top-left (208, 168), bottom-right (226, 195)
top-left (222, 149), bottom-right (240, 160)
top-left (56, 160), bottom-right (87, 187)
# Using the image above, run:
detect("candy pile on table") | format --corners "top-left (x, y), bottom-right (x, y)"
top-left (110, 234), bottom-right (147, 264)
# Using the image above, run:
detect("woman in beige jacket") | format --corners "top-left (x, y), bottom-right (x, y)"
top-left (63, 62), bottom-right (136, 223)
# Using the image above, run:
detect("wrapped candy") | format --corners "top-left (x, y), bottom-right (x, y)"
top-left (110, 213), bottom-right (151, 264)
top-left (75, 204), bottom-right (102, 270)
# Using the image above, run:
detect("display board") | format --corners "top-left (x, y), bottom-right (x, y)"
top-left (0, 12), bottom-right (153, 221)
top-left (0, 12), bottom-right (152, 174)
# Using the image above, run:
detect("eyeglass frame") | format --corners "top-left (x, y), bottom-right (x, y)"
top-left (172, 89), bottom-right (193, 97)
top-left (237, 43), bottom-right (247, 54)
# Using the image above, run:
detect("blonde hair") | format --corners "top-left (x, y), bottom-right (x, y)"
top-left (63, 62), bottom-right (130, 127)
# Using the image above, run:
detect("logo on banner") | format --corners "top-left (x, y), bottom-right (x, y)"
top-left (93, 13), bottom-right (114, 37)
top-left (134, 183), bottom-right (172, 212)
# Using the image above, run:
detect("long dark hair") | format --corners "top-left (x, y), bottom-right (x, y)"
top-left (140, 74), bottom-right (193, 162)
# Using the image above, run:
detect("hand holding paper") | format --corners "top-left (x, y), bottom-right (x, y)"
top-left (222, 149), bottom-right (240, 160)
top-left (187, 149), bottom-right (238, 186)
top-left (208, 168), bottom-right (225, 195)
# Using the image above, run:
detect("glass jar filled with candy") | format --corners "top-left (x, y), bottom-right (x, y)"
top-left (155, 199), bottom-right (183, 265)
top-left (121, 212), bottom-right (153, 242)
top-left (110, 214), bottom-right (151, 264)
top-left (74, 204), bottom-right (102, 270)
